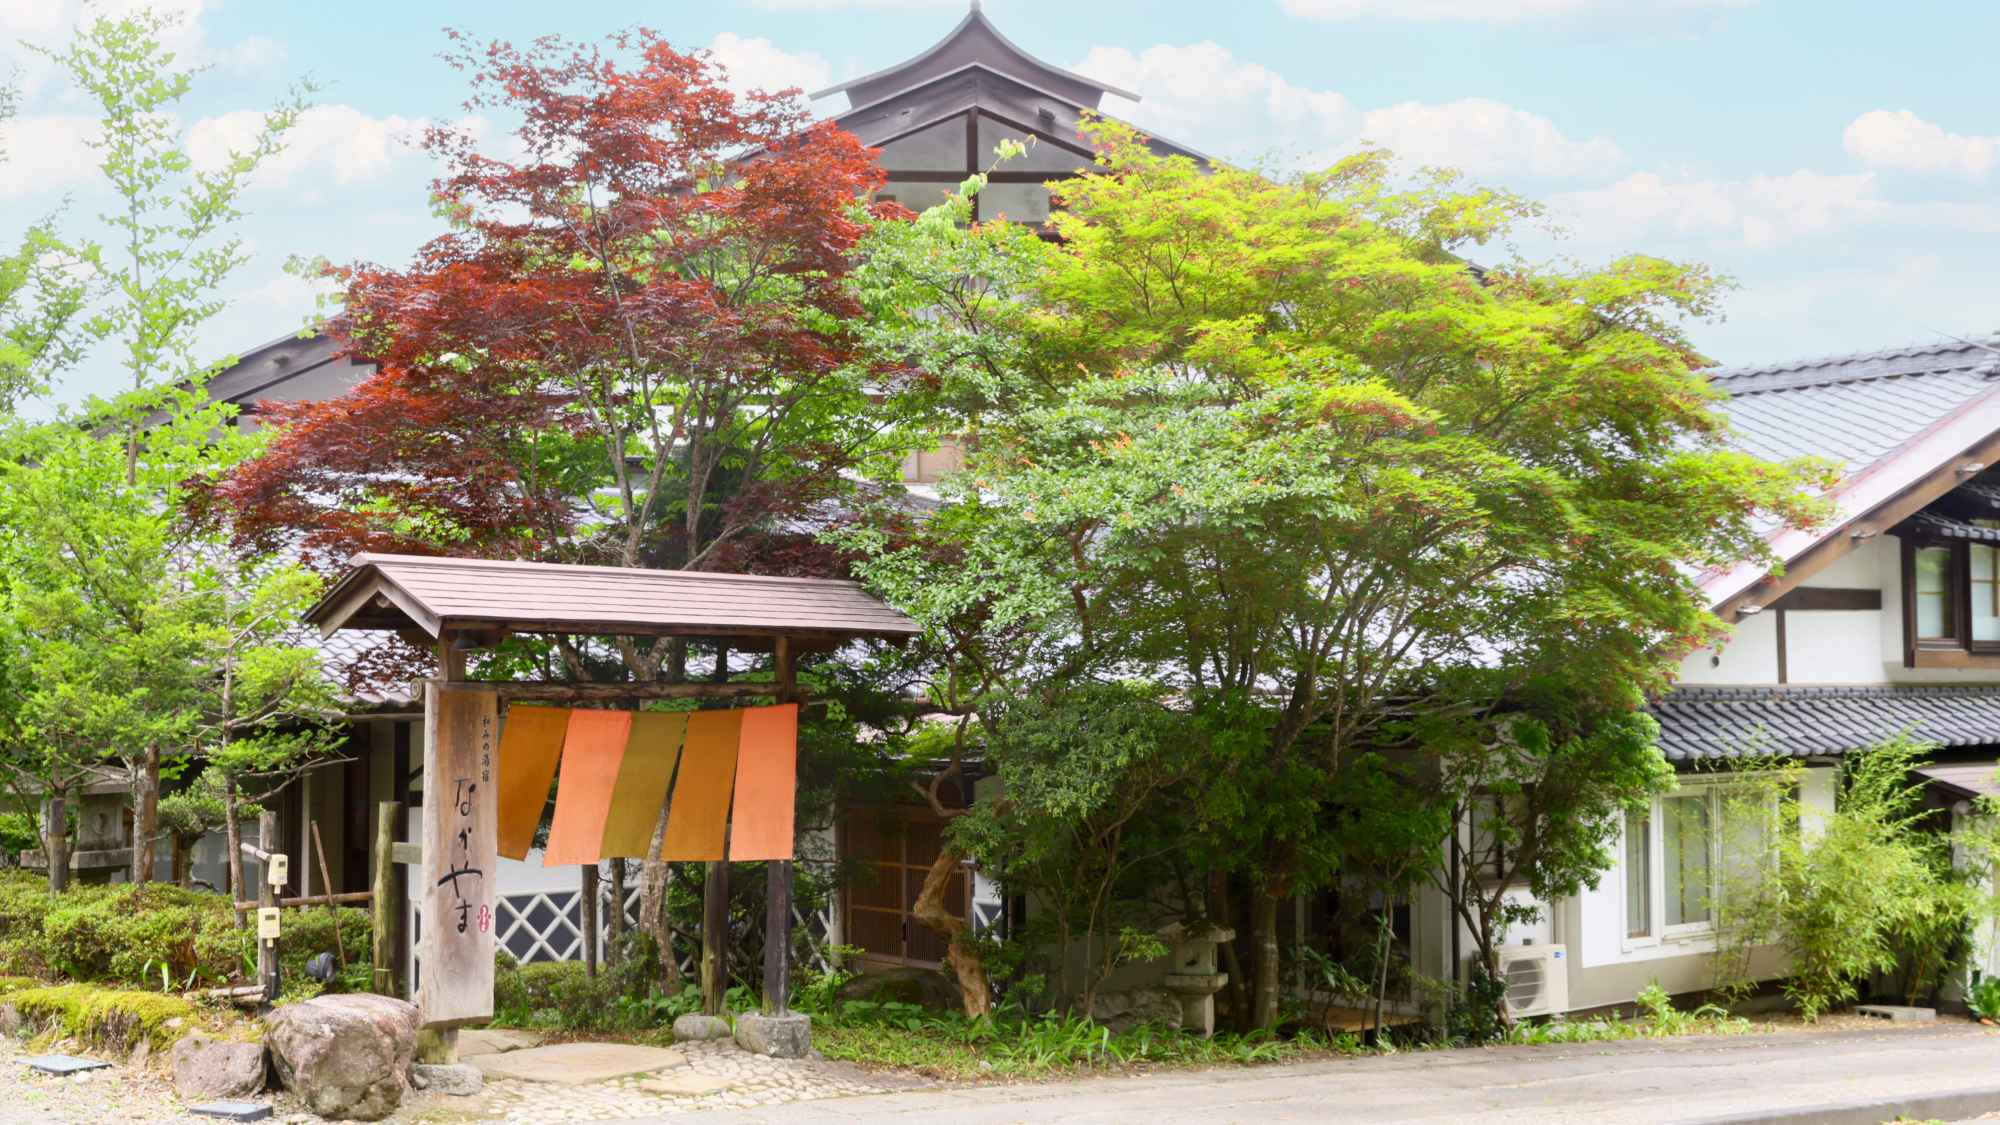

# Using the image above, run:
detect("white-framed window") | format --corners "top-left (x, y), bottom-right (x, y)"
top-left (1622, 781), bottom-right (1771, 950)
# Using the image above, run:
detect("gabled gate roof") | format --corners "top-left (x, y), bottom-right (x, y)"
top-left (304, 553), bottom-right (921, 645)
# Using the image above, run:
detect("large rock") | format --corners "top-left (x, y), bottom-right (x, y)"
top-left (169, 1034), bottom-right (266, 1101)
top-left (264, 994), bottom-right (420, 1121)
top-left (671, 1013), bottom-right (732, 1041)
top-left (834, 967), bottom-right (962, 1014)
top-left (1089, 987), bottom-right (1184, 1034)
top-left (734, 1011), bottom-right (811, 1058)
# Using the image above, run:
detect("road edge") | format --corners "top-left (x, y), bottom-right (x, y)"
top-left (1675, 1082), bottom-right (2000, 1125)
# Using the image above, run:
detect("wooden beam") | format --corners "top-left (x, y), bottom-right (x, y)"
top-left (1769, 587), bottom-right (1883, 611)
top-left (425, 680), bottom-right (811, 703)
top-left (234, 890), bottom-right (375, 912)
top-left (373, 801), bottom-right (400, 997)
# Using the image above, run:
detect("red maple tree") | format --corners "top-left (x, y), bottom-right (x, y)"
top-left (218, 29), bottom-right (908, 587)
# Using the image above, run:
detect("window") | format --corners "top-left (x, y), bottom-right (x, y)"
top-left (1624, 808), bottom-right (1652, 939)
top-left (1904, 533), bottom-right (2000, 661)
top-left (1661, 794), bottom-right (1713, 929)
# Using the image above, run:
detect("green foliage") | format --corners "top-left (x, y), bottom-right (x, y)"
top-left (249, 907), bottom-right (372, 984)
top-left (491, 953), bottom-right (669, 1032)
top-left (1965, 970), bottom-right (2000, 1021)
top-left (5, 982), bottom-right (196, 1052)
top-left (1710, 739), bottom-right (1992, 1020)
top-left (841, 119), bottom-right (1835, 1029)
top-left (0, 872), bottom-right (239, 986)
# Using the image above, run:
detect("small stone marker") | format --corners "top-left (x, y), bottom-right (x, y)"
top-left (1855, 1004), bottom-right (1937, 1023)
top-left (23, 1055), bottom-right (110, 1076)
top-left (187, 1103), bottom-right (273, 1122)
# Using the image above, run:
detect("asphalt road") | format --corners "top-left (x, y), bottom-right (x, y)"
top-left (631, 1023), bottom-right (2000, 1125)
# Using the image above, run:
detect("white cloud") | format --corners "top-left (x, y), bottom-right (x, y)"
top-left (189, 105), bottom-right (425, 189)
top-left (220, 35), bottom-right (289, 79)
top-left (1277, 0), bottom-right (1752, 24)
top-left (1076, 42), bottom-right (1355, 157)
top-left (1843, 109), bottom-right (2000, 179)
top-left (1551, 168), bottom-right (1884, 249)
top-left (0, 113), bottom-right (100, 198)
top-left (705, 33), bottom-right (833, 98)
top-left (1358, 98), bottom-right (1625, 178)
top-left (1076, 43), bottom-right (1616, 179)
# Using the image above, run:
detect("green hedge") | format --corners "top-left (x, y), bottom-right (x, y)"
top-left (0, 871), bottom-right (371, 989)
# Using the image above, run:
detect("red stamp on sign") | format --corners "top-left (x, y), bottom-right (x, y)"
top-left (477, 904), bottom-right (492, 934)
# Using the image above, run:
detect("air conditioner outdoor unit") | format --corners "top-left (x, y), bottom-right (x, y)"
top-left (1499, 943), bottom-right (1569, 1019)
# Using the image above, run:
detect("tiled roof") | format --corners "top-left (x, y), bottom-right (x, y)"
top-left (1648, 685), bottom-right (2000, 760)
top-left (1711, 335), bottom-right (2000, 474)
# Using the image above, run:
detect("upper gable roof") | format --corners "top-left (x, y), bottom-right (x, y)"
top-left (1700, 333), bottom-right (2000, 616)
top-left (811, 3), bottom-right (1137, 113)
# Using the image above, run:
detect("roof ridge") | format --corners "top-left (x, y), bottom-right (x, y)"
top-left (1710, 333), bottom-right (2000, 394)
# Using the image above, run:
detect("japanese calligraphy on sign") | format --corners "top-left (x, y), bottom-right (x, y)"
top-left (417, 684), bottom-right (499, 1028)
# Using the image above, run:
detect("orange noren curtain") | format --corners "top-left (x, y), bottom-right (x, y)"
top-left (729, 704), bottom-right (798, 861)
top-left (601, 712), bottom-right (689, 859)
top-left (496, 705), bottom-right (572, 861)
top-left (542, 709), bottom-right (634, 867)
top-left (659, 710), bottom-right (743, 861)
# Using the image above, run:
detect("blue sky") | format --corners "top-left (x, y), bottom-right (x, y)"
top-left (6, 0), bottom-right (2000, 405)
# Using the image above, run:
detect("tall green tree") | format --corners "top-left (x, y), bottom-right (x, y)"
top-left (11, 7), bottom-right (315, 884)
top-left (847, 122), bottom-right (1836, 1029)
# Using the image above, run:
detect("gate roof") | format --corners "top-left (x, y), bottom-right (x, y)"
top-left (304, 553), bottom-right (920, 645)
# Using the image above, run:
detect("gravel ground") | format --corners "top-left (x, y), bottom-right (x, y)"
top-left (0, 1027), bottom-right (925, 1125)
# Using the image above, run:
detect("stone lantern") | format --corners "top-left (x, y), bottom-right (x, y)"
top-left (1158, 922), bottom-right (1233, 1037)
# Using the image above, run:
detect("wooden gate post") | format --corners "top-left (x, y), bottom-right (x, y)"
top-left (372, 801), bottom-right (401, 995)
top-left (764, 637), bottom-right (799, 1017)
top-left (702, 861), bottom-right (729, 1015)
top-left (416, 633), bottom-right (499, 1039)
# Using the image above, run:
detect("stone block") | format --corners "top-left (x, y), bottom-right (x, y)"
top-left (671, 1013), bottom-right (733, 1041)
top-left (734, 1011), bottom-right (812, 1059)
top-left (263, 993), bottom-right (420, 1121)
top-left (833, 967), bottom-right (962, 1014)
top-left (455, 1029), bottom-right (541, 1057)
top-left (1855, 1004), bottom-right (1937, 1023)
top-left (640, 1073), bottom-right (735, 1096)
top-left (409, 1063), bottom-right (483, 1096)
top-left (1089, 987), bottom-right (1184, 1034)
top-left (171, 1035), bottom-right (267, 1102)
top-left (469, 1043), bottom-right (685, 1085)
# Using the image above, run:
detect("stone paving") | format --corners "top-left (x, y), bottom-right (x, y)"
top-left (485, 1035), bottom-right (903, 1122)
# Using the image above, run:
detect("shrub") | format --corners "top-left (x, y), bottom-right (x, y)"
top-left (493, 958), bottom-right (630, 1030)
top-left (252, 907), bottom-right (372, 984)
top-left (0, 872), bottom-right (241, 986)
top-left (5, 983), bottom-right (196, 1052)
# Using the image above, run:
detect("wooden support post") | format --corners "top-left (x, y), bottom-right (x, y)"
top-left (373, 801), bottom-right (400, 996)
top-left (764, 860), bottom-right (792, 1016)
top-left (45, 795), bottom-right (68, 894)
top-left (258, 808), bottom-right (281, 1009)
top-left (764, 635), bottom-right (797, 1017)
top-left (311, 821), bottom-right (346, 968)
top-left (581, 862), bottom-right (600, 979)
top-left (416, 631), bottom-right (499, 1031)
top-left (702, 861), bottom-right (729, 1016)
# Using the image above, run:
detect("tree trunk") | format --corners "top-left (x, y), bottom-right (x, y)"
top-left (911, 845), bottom-right (991, 1019)
top-left (639, 811), bottom-right (680, 989)
top-left (1210, 868), bottom-right (1249, 1032)
top-left (45, 794), bottom-right (69, 894)
top-left (1251, 889), bottom-right (1281, 1032)
top-left (224, 787), bottom-right (246, 928)
top-left (131, 746), bottom-right (161, 885)
top-left (607, 859), bottom-right (626, 967)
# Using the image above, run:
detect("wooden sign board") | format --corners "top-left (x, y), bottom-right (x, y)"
top-left (416, 683), bottom-right (499, 1029)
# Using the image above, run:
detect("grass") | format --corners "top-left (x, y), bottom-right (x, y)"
top-left (805, 999), bottom-right (1357, 1082)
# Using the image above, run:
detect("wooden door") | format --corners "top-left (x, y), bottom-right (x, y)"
top-left (844, 808), bottom-right (967, 970)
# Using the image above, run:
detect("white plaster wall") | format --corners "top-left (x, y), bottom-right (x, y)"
top-left (1677, 606), bottom-right (1778, 684)
top-left (1785, 610), bottom-right (1884, 683)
